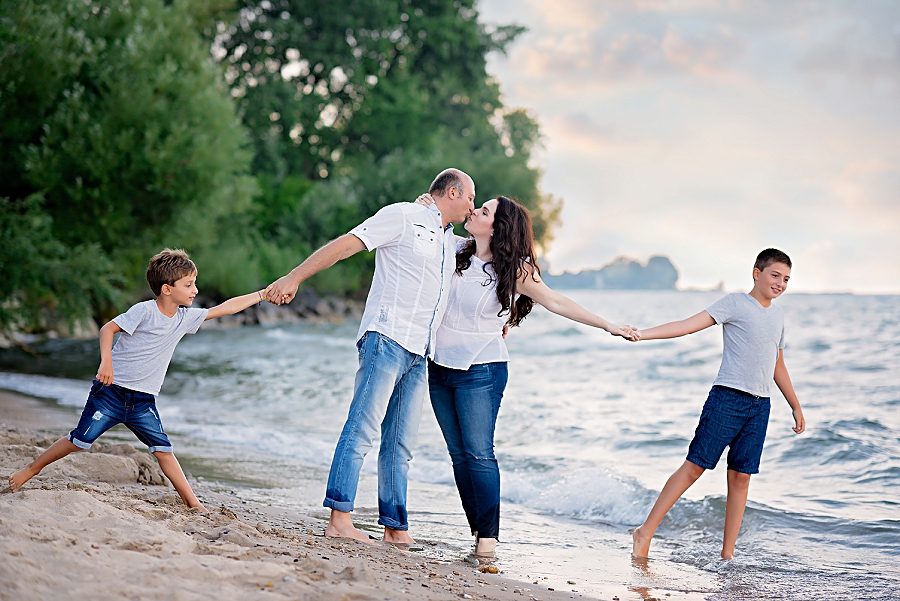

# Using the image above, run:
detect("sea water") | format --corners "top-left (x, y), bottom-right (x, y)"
top-left (2, 291), bottom-right (898, 600)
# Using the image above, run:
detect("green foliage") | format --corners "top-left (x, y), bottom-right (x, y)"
top-left (1, 0), bottom-right (258, 322)
top-left (0, 196), bottom-right (122, 333)
top-left (0, 0), bottom-right (563, 334)
top-left (216, 0), bottom-right (561, 264)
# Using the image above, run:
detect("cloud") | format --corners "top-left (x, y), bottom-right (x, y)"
top-left (479, 0), bottom-right (900, 291)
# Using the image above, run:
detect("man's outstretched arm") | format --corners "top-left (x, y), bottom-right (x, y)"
top-left (265, 234), bottom-right (366, 304)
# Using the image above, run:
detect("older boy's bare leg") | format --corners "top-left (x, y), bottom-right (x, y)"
top-left (8, 437), bottom-right (81, 492)
top-left (325, 509), bottom-right (380, 545)
top-left (632, 460), bottom-right (705, 558)
top-left (152, 451), bottom-right (206, 511)
top-left (383, 526), bottom-right (415, 544)
top-left (722, 469), bottom-right (751, 559)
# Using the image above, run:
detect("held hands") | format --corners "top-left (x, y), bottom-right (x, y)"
top-left (96, 360), bottom-right (114, 386)
top-left (415, 193), bottom-right (435, 207)
top-left (792, 408), bottom-right (806, 434)
top-left (610, 324), bottom-right (640, 341)
top-left (264, 275), bottom-right (299, 306)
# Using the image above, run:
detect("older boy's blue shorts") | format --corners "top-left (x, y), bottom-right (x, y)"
top-left (686, 385), bottom-right (770, 474)
top-left (68, 380), bottom-right (173, 453)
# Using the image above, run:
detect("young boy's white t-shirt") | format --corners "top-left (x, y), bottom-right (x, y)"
top-left (111, 300), bottom-right (208, 395)
top-left (706, 293), bottom-right (785, 397)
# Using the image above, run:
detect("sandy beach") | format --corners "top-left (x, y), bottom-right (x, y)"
top-left (0, 391), bottom-right (602, 601)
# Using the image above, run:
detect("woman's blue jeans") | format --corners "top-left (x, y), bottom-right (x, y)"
top-left (428, 360), bottom-right (508, 540)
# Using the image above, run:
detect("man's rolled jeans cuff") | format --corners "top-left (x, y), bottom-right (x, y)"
top-left (378, 516), bottom-right (408, 531)
top-left (67, 433), bottom-right (92, 450)
top-left (148, 445), bottom-right (174, 454)
top-left (323, 498), bottom-right (355, 513)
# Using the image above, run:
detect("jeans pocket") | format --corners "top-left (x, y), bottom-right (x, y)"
top-left (357, 332), bottom-right (369, 361)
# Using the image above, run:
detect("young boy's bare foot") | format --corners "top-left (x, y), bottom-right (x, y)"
top-left (7, 437), bottom-right (80, 493)
top-left (8, 465), bottom-right (39, 492)
top-left (632, 526), bottom-right (652, 558)
top-left (382, 526), bottom-right (415, 545)
top-left (325, 510), bottom-right (379, 545)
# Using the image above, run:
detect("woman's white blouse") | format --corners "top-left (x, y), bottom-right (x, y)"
top-left (433, 252), bottom-right (510, 370)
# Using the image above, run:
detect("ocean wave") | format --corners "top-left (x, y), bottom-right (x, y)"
top-left (501, 466), bottom-right (656, 526)
top-left (0, 372), bottom-right (89, 407)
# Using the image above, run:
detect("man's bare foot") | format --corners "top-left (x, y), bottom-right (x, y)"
top-left (325, 522), bottom-right (378, 545)
top-left (8, 465), bottom-right (39, 493)
top-left (325, 510), bottom-right (380, 546)
top-left (632, 526), bottom-right (652, 558)
top-left (475, 537), bottom-right (497, 557)
top-left (383, 526), bottom-right (415, 545)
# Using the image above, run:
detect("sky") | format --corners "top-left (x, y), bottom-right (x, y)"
top-left (478, 0), bottom-right (900, 293)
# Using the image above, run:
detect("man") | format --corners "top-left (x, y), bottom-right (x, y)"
top-left (265, 169), bottom-right (475, 544)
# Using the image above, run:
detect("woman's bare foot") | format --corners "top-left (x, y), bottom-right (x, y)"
top-left (475, 537), bottom-right (497, 557)
top-left (324, 510), bottom-right (380, 545)
top-left (720, 549), bottom-right (734, 560)
top-left (632, 526), bottom-right (652, 558)
top-left (8, 465), bottom-right (39, 492)
top-left (383, 526), bottom-right (415, 545)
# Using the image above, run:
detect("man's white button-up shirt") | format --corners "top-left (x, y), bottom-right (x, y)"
top-left (350, 202), bottom-right (457, 358)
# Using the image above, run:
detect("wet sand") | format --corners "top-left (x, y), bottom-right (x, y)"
top-left (0, 390), bottom-right (601, 601)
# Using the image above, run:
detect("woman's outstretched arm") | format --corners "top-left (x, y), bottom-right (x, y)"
top-left (516, 264), bottom-right (635, 338)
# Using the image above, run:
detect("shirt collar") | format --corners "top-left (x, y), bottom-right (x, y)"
top-left (425, 203), bottom-right (454, 231)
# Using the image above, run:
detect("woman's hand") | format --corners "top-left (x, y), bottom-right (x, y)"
top-left (415, 193), bottom-right (435, 206)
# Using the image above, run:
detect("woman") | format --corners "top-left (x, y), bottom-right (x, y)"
top-left (419, 194), bottom-right (635, 556)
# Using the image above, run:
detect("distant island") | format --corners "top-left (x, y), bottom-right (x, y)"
top-left (541, 255), bottom-right (680, 290)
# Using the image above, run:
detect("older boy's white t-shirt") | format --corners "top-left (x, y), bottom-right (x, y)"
top-left (111, 300), bottom-right (208, 395)
top-left (706, 292), bottom-right (785, 397)
top-left (350, 202), bottom-right (456, 358)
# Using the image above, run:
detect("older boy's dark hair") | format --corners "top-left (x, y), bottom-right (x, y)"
top-left (147, 249), bottom-right (197, 297)
top-left (754, 248), bottom-right (792, 271)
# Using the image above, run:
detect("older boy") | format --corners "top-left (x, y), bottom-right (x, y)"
top-left (8, 249), bottom-right (265, 510)
top-left (631, 248), bottom-right (806, 560)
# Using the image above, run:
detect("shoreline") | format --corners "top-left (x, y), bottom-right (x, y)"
top-left (0, 389), bottom-right (599, 601)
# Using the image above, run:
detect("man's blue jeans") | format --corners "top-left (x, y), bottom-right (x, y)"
top-left (428, 360), bottom-right (508, 540)
top-left (324, 331), bottom-right (427, 530)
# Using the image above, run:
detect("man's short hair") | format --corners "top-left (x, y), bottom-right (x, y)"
top-left (147, 248), bottom-right (197, 297)
top-left (429, 170), bottom-right (464, 197)
top-left (754, 248), bottom-right (792, 271)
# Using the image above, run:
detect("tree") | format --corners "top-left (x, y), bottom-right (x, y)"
top-left (215, 0), bottom-right (560, 254)
top-left (0, 0), bottom-right (259, 322)
top-left (0, 195), bottom-right (122, 336)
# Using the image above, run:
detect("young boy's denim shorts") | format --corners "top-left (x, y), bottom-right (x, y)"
top-left (68, 380), bottom-right (173, 453)
top-left (686, 385), bottom-right (770, 474)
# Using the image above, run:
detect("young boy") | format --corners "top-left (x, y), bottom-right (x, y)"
top-left (8, 249), bottom-right (266, 510)
top-left (631, 248), bottom-right (806, 560)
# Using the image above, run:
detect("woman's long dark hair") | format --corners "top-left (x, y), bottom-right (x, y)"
top-left (456, 196), bottom-right (541, 327)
